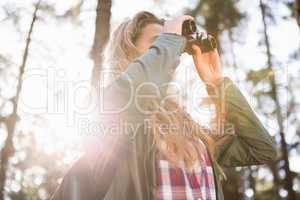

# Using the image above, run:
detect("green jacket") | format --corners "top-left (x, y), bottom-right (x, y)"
top-left (51, 33), bottom-right (277, 200)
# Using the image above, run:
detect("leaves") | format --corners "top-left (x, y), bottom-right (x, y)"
top-left (246, 68), bottom-right (273, 86)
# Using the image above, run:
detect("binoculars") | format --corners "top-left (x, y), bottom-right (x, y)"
top-left (181, 19), bottom-right (217, 55)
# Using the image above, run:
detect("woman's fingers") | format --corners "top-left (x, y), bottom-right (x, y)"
top-left (177, 15), bottom-right (194, 23)
top-left (202, 49), bottom-right (221, 72)
top-left (211, 49), bottom-right (221, 72)
top-left (191, 44), bottom-right (202, 56)
top-left (191, 42), bottom-right (222, 84)
top-left (163, 15), bottom-right (194, 35)
top-left (192, 47), bottom-right (212, 80)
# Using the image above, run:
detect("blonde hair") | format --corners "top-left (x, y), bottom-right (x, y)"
top-left (103, 11), bottom-right (226, 180)
top-left (103, 11), bottom-right (164, 73)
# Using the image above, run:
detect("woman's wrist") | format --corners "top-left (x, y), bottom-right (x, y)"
top-left (205, 76), bottom-right (228, 96)
top-left (204, 76), bottom-right (223, 87)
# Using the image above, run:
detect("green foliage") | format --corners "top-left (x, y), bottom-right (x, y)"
top-left (191, 0), bottom-right (244, 31)
top-left (246, 68), bottom-right (272, 86)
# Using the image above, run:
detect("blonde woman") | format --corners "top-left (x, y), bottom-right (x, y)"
top-left (51, 11), bottom-right (277, 200)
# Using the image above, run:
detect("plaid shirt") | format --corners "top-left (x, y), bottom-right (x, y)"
top-left (154, 139), bottom-right (216, 200)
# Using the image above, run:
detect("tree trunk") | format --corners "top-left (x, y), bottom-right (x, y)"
top-left (90, 0), bottom-right (112, 88)
top-left (296, 0), bottom-right (300, 27)
top-left (0, 1), bottom-right (41, 199)
top-left (259, 1), bottom-right (296, 200)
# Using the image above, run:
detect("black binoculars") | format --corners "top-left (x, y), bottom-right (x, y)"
top-left (181, 19), bottom-right (217, 55)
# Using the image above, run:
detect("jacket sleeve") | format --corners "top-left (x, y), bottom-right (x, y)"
top-left (50, 33), bottom-right (187, 200)
top-left (207, 77), bottom-right (278, 167)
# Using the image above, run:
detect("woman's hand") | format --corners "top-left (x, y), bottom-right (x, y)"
top-left (162, 15), bottom-right (194, 35)
top-left (191, 44), bottom-right (223, 86)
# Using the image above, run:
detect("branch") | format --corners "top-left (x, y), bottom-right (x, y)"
top-left (0, 1), bottom-right (41, 199)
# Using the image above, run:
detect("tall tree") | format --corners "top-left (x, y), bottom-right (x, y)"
top-left (90, 0), bottom-right (112, 87)
top-left (187, 0), bottom-right (243, 52)
top-left (257, 0), bottom-right (296, 199)
top-left (0, 1), bottom-right (41, 199)
top-left (296, 0), bottom-right (300, 27)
